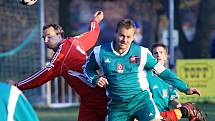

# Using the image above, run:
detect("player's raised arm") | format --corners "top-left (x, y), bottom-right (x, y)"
top-left (74, 11), bottom-right (104, 52)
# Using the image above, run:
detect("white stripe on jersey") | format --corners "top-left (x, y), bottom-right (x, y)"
top-left (67, 70), bottom-right (94, 87)
top-left (68, 70), bottom-right (86, 81)
top-left (93, 46), bottom-right (104, 75)
top-left (7, 86), bottom-right (21, 121)
top-left (83, 45), bottom-right (103, 85)
top-left (137, 47), bottom-right (149, 91)
top-left (17, 68), bottom-right (47, 86)
top-left (90, 22), bottom-right (95, 31)
top-left (147, 89), bottom-right (163, 120)
top-left (154, 62), bottom-right (166, 74)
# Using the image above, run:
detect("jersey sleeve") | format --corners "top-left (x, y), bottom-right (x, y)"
top-left (74, 20), bottom-right (100, 52)
top-left (16, 45), bottom-right (65, 90)
top-left (158, 69), bottom-right (189, 93)
top-left (83, 48), bottom-right (100, 87)
top-left (144, 48), bottom-right (189, 93)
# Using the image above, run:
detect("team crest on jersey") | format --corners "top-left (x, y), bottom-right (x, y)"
top-left (104, 58), bottom-right (110, 63)
top-left (117, 64), bottom-right (124, 73)
top-left (169, 85), bottom-right (174, 90)
top-left (129, 56), bottom-right (140, 64)
top-left (162, 89), bottom-right (168, 98)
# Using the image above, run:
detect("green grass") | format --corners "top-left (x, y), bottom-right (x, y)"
top-left (36, 103), bottom-right (214, 121)
top-left (36, 106), bottom-right (79, 121)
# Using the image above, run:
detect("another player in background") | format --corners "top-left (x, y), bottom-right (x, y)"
top-left (149, 43), bottom-right (206, 121)
top-left (0, 82), bottom-right (39, 121)
top-left (83, 19), bottom-right (200, 121)
top-left (133, 20), bottom-right (143, 45)
top-left (10, 11), bottom-right (108, 121)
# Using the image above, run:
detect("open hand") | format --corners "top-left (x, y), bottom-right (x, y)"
top-left (187, 87), bottom-right (201, 96)
top-left (6, 80), bottom-right (16, 86)
top-left (96, 76), bottom-right (108, 87)
top-left (93, 11), bottom-right (104, 23)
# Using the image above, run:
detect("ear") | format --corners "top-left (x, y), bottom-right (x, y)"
top-left (57, 34), bottom-right (62, 39)
top-left (131, 34), bottom-right (135, 41)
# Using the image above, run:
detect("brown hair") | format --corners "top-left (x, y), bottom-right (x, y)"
top-left (116, 19), bottom-right (136, 33)
top-left (151, 43), bottom-right (168, 53)
top-left (43, 24), bottom-right (64, 36)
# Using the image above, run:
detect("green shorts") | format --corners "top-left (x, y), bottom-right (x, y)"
top-left (107, 90), bottom-right (160, 121)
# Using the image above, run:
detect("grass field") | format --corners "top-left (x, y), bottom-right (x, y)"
top-left (36, 103), bottom-right (214, 121)
top-left (36, 106), bottom-right (79, 121)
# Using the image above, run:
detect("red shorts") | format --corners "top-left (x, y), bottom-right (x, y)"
top-left (63, 74), bottom-right (108, 121)
top-left (160, 109), bottom-right (178, 121)
top-left (78, 87), bottom-right (108, 121)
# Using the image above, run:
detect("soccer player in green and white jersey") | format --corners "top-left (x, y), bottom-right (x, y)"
top-left (0, 82), bottom-right (39, 121)
top-left (148, 43), bottom-right (184, 121)
top-left (83, 19), bottom-right (200, 121)
top-left (149, 43), bottom-right (204, 121)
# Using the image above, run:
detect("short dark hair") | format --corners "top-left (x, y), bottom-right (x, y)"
top-left (43, 24), bottom-right (64, 36)
top-left (151, 43), bottom-right (168, 53)
top-left (116, 19), bottom-right (136, 33)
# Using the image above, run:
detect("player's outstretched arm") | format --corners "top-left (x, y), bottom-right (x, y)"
top-left (74, 10), bottom-right (104, 52)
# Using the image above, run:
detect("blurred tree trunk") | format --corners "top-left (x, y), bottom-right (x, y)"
top-left (177, 0), bottom-right (213, 58)
top-left (192, 0), bottom-right (213, 58)
top-left (59, 0), bottom-right (71, 37)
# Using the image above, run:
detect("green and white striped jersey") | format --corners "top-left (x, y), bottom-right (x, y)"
top-left (0, 82), bottom-right (39, 121)
top-left (83, 42), bottom-right (189, 102)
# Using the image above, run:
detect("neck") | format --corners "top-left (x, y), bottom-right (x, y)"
top-left (53, 41), bottom-right (62, 52)
top-left (116, 48), bottom-right (126, 54)
top-left (113, 42), bottom-right (127, 54)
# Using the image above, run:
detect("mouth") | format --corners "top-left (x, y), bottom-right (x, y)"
top-left (45, 43), bottom-right (49, 47)
top-left (157, 58), bottom-right (162, 61)
top-left (119, 42), bottom-right (126, 46)
top-left (45, 43), bottom-right (52, 49)
top-left (119, 44), bottom-right (125, 47)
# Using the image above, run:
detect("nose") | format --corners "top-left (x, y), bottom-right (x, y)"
top-left (120, 36), bottom-right (127, 42)
top-left (157, 52), bottom-right (161, 57)
top-left (44, 37), bottom-right (49, 43)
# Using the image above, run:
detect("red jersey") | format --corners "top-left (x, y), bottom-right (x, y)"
top-left (16, 20), bottom-right (102, 96)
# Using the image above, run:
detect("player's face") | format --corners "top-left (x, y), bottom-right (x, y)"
top-left (114, 27), bottom-right (135, 54)
top-left (152, 46), bottom-right (167, 66)
top-left (43, 26), bottom-right (61, 50)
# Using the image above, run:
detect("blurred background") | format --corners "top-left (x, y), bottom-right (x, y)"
top-left (0, 0), bottom-right (215, 120)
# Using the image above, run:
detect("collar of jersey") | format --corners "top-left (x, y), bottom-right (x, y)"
top-left (111, 41), bottom-right (130, 56)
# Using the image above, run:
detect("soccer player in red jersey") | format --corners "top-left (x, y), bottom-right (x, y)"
top-left (14, 11), bottom-right (108, 121)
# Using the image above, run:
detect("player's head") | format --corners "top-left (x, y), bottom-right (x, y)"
top-left (114, 19), bottom-right (136, 54)
top-left (151, 43), bottom-right (168, 66)
top-left (43, 24), bottom-right (64, 50)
